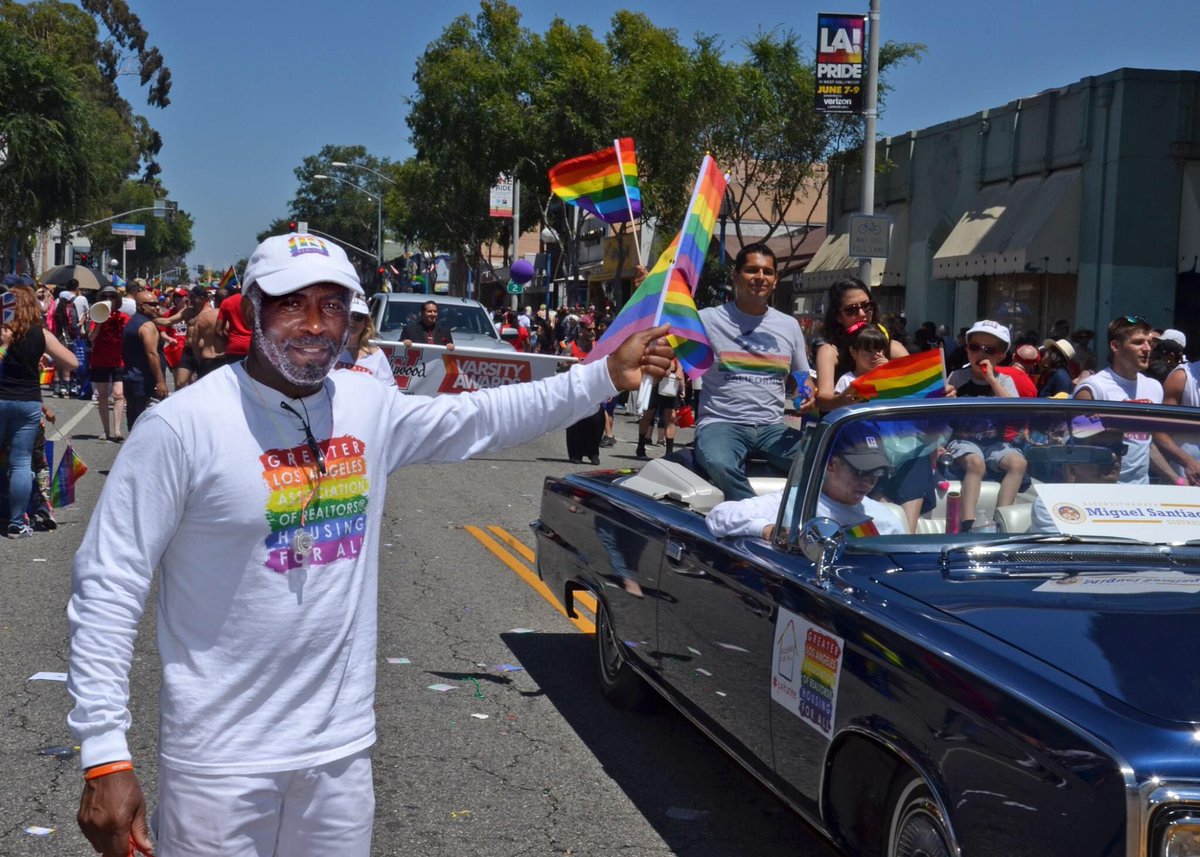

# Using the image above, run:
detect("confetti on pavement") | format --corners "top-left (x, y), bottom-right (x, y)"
top-left (386, 658), bottom-right (411, 665)
top-left (470, 713), bottom-right (489, 720)
top-left (24, 827), bottom-right (54, 836)
top-left (29, 672), bottom-right (67, 682)
top-left (427, 683), bottom-right (457, 692)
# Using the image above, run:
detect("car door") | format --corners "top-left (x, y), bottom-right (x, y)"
top-left (655, 523), bottom-right (781, 777)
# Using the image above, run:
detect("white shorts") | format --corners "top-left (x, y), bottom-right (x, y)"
top-left (151, 749), bottom-right (374, 857)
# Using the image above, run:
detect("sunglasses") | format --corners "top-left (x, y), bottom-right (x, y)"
top-left (840, 299), bottom-right (876, 317)
top-left (839, 458), bottom-right (889, 480)
top-left (1120, 315), bottom-right (1148, 325)
top-left (351, 313), bottom-right (368, 322)
top-left (968, 342), bottom-right (1002, 356)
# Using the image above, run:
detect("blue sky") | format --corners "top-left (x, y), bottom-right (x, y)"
top-left (119, 0), bottom-right (1199, 268)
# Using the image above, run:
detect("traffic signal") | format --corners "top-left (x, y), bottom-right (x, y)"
top-left (288, 220), bottom-right (298, 233)
top-left (166, 200), bottom-right (179, 225)
top-left (77, 252), bottom-right (91, 268)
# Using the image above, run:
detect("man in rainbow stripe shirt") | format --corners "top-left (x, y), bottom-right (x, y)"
top-left (695, 243), bottom-right (813, 501)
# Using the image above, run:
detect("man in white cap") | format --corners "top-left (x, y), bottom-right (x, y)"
top-left (67, 233), bottom-right (673, 857)
top-left (1160, 328), bottom-right (1200, 484)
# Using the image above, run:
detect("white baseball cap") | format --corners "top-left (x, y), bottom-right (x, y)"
top-left (1162, 329), bottom-right (1187, 349)
top-left (965, 319), bottom-right (1011, 347)
top-left (350, 296), bottom-right (369, 316)
top-left (243, 233), bottom-right (363, 297)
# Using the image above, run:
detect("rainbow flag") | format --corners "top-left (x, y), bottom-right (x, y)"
top-left (217, 266), bottom-right (238, 291)
top-left (548, 138), bottom-right (641, 224)
top-left (850, 349), bottom-right (946, 400)
top-left (39, 367), bottom-right (55, 387)
top-left (846, 519), bottom-right (880, 539)
top-left (583, 156), bottom-right (725, 379)
top-left (49, 444), bottom-right (88, 508)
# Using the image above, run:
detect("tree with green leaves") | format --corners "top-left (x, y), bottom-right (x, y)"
top-left (259, 145), bottom-right (389, 276)
top-left (0, 0), bottom-right (172, 268)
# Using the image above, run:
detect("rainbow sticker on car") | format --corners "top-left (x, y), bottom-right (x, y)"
top-left (772, 608), bottom-right (844, 740)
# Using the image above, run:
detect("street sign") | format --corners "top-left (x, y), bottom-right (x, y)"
top-left (490, 175), bottom-right (513, 218)
top-left (505, 280), bottom-right (524, 295)
top-left (112, 223), bottom-right (146, 237)
top-left (848, 214), bottom-right (892, 259)
top-left (124, 238), bottom-right (136, 250)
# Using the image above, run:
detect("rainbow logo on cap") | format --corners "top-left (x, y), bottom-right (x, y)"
top-left (288, 235), bottom-right (330, 257)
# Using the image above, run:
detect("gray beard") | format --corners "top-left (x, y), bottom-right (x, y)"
top-left (251, 313), bottom-right (348, 388)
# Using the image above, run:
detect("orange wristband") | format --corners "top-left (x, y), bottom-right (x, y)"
top-left (84, 760), bottom-right (134, 780)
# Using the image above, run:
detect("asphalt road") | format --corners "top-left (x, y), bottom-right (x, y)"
top-left (1, 394), bottom-right (834, 857)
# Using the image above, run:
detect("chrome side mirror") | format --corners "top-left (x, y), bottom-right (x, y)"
top-left (800, 517), bottom-right (846, 588)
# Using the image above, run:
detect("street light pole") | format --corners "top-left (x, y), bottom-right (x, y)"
top-left (857, 0), bottom-right (882, 286)
top-left (331, 162), bottom-right (397, 282)
top-left (313, 175), bottom-right (381, 268)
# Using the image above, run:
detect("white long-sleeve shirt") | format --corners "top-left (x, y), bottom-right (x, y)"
top-left (68, 359), bottom-right (616, 774)
top-left (706, 489), bottom-right (907, 539)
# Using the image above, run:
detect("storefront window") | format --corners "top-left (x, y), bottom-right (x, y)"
top-left (983, 273), bottom-right (1076, 340)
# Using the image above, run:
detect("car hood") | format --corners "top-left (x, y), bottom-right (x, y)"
top-left (873, 562), bottom-right (1200, 725)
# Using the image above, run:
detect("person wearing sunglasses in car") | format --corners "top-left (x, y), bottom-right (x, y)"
top-left (706, 421), bottom-right (906, 540)
top-left (814, 278), bottom-right (908, 412)
top-left (943, 320), bottom-right (1026, 532)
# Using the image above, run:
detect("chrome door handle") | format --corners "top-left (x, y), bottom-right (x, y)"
top-left (666, 539), bottom-right (685, 561)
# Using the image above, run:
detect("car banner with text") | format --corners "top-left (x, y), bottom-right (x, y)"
top-left (374, 341), bottom-right (574, 395)
top-left (815, 13), bottom-right (866, 114)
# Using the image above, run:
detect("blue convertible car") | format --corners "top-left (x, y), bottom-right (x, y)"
top-left (534, 399), bottom-right (1200, 857)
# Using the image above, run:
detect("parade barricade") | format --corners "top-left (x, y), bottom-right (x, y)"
top-left (372, 340), bottom-right (577, 396)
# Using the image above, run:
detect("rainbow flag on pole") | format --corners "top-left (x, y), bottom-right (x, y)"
top-left (849, 349), bottom-right (946, 400)
top-left (548, 138), bottom-right (641, 225)
top-left (583, 155), bottom-right (725, 379)
top-left (49, 444), bottom-right (88, 508)
top-left (217, 266), bottom-right (239, 291)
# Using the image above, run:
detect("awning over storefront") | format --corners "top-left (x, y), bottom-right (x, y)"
top-left (933, 167), bottom-right (1081, 279)
top-left (800, 205), bottom-right (908, 290)
top-left (1179, 161), bottom-right (1200, 273)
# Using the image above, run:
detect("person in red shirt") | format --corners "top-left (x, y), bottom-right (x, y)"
top-left (216, 291), bottom-right (252, 362)
top-left (996, 343), bottom-right (1039, 397)
top-left (87, 286), bottom-right (129, 441)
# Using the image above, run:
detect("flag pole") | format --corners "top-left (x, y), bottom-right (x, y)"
top-left (612, 139), bottom-right (642, 263)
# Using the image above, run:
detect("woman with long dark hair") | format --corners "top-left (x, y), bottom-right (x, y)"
top-left (0, 286), bottom-right (79, 538)
top-left (814, 278), bottom-right (908, 412)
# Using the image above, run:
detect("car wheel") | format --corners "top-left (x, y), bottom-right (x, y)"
top-left (885, 774), bottom-right (952, 857)
top-left (595, 599), bottom-right (649, 710)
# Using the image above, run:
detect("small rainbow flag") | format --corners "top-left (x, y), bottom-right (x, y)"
top-left (548, 138), bottom-right (641, 225)
top-left (583, 156), bottom-right (725, 379)
top-left (846, 519), bottom-right (880, 539)
top-left (850, 349), bottom-right (946, 400)
top-left (217, 266), bottom-right (239, 291)
top-left (49, 444), bottom-right (88, 508)
top-left (39, 367), bottom-right (55, 387)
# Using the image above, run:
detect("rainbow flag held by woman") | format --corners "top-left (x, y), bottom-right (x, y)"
top-left (548, 138), bottom-right (641, 224)
top-left (583, 156), bottom-right (725, 379)
top-left (850, 349), bottom-right (946, 400)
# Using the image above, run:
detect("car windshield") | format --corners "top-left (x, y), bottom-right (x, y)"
top-left (379, 301), bottom-right (497, 339)
top-left (779, 402), bottom-right (1200, 546)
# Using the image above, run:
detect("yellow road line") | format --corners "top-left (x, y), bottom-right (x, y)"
top-left (465, 525), bottom-right (595, 635)
top-left (487, 525), bottom-right (535, 563)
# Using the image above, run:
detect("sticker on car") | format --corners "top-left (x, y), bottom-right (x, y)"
top-left (771, 608), bottom-right (844, 739)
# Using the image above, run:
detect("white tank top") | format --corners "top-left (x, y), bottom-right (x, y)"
top-left (1171, 363), bottom-right (1200, 408)
top-left (1073, 368), bottom-right (1163, 483)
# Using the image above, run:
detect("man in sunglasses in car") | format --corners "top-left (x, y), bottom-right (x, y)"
top-left (706, 422), bottom-right (906, 540)
top-left (941, 320), bottom-right (1025, 532)
top-left (1073, 314), bottom-right (1167, 484)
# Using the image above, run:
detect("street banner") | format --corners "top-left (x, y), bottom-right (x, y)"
top-left (374, 341), bottom-right (574, 396)
top-left (489, 174), bottom-right (514, 218)
top-left (815, 13), bottom-right (866, 114)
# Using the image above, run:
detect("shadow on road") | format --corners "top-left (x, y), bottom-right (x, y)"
top-left (503, 631), bottom-right (835, 857)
